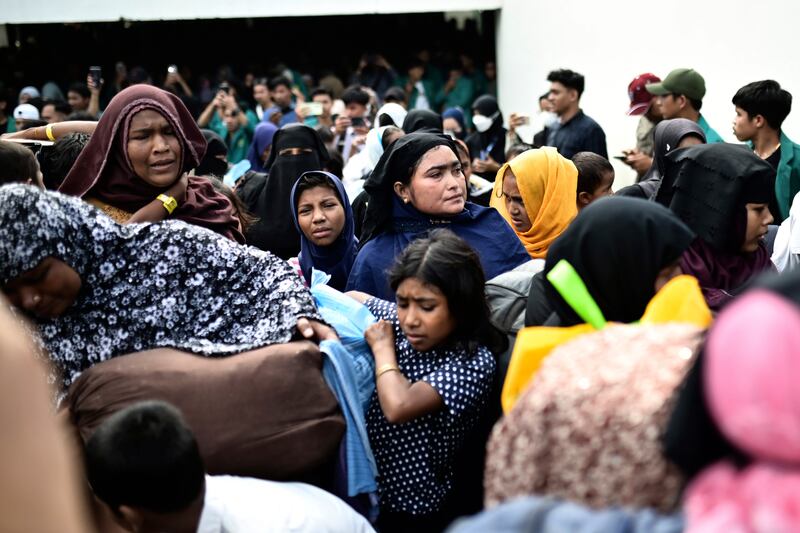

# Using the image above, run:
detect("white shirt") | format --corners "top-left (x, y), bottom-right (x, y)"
top-left (414, 81), bottom-right (431, 110)
top-left (773, 191), bottom-right (800, 272)
top-left (196, 475), bottom-right (375, 533)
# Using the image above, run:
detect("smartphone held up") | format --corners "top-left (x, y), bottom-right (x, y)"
top-left (88, 66), bottom-right (102, 87)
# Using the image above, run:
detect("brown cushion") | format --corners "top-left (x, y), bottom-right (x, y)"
top-left (66, 341), bottom-right (344, 481)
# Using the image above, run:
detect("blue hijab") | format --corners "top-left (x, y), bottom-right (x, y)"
top-left (442, 107), bottom-right (467, 139)
top-left (246, 122), bottom-right (279, 173)
top-left (346, 197), bottom-right (528, 299)
top-left (346, 132), bottom-right (528, 299)
top-left (290, 171), bottom-right (358, 291)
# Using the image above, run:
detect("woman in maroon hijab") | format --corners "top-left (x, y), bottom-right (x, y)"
top-left (59, 85), bottom-right (244, 243)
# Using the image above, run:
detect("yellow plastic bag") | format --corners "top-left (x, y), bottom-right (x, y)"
top-left (501, 275), bottom-right (712, 413)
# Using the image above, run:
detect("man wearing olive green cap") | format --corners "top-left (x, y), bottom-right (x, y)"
top-left (646, 68), bottom-right (725, 143)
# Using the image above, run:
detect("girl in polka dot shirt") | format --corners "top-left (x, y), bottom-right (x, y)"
top-left (348, 229), bottom-right (502, 532)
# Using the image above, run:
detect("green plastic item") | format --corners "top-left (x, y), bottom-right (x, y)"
top-left (546, 259), bottom-right (607, 330)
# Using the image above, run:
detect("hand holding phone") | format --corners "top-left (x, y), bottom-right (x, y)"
top-left (88, 66), bottom-right (102, 89)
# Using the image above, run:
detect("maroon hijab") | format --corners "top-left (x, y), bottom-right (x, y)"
top-left (666, 144), bottom-right (777, 311)
top-left (680, 239), bottom-right (774, 311)
top-left (59, 85), bottom-right (243, 243)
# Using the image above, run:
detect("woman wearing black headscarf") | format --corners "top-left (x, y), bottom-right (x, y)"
top-left (236, 124), bottom-right (329, 259)
top-left (616, 118), bottom-right (705, 200)
top-left (465, 95), bottom-right (506, 182)
top-left (196, 129), bottom-right (229, 178)
top-left (665, 143), bottom-right (776, 311)
top-left (526, 196), bottom-right (695, 326)
top-left (347, 132), bottom-right (528, 299)
top-left (401, 109), bottom-right (442, 133)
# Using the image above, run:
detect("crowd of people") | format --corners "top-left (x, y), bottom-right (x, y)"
top-left (2, 52), bottom-right (800, 533)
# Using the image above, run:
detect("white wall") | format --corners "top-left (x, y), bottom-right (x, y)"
top-left (497, 0), bottom-right (800, 187)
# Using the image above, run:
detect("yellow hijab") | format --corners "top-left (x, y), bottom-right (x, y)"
top-left (490, 148), bottom-right (578, 259)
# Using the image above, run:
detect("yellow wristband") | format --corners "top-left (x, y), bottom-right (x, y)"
top-left (376, 364), bottom-right (400, 379)
top-left (45, 124), bottom-right (56, 142)
top-left (157, 194), bottom-right (178, 215)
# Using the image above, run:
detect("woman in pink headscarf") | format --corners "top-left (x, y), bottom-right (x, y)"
top-left (671, 271), bottom-right (800, 532)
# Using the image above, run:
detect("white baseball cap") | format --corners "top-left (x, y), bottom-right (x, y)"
top-left (13, 103), bottom-right (40, 120)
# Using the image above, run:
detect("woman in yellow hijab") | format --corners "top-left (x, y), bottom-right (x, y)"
top-left (490, 147), bottom-right (578, 259)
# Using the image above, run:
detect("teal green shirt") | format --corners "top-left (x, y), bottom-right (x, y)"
top-left (744, 131), bottom-right (800, 221)
top-left (697, 115), bottom-right (725, 144)
top-left (776, 131), bottom-right (800, 220)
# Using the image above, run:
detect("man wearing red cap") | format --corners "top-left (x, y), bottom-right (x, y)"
top-left (622, 73), bottom-right (663, 178)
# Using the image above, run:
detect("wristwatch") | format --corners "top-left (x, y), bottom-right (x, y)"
top-left (157, 194), bottom-right (178, 215)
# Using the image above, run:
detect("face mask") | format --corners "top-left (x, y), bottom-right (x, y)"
top-left (473, 113), bottom-right (495, 133)
top-left (540, 111), bottom-right (560, 129)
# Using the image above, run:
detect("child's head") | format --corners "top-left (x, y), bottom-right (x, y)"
top-left (293, 171), bottom-right (347, 247)
top-left (732, 80), bottom-right (792, 141)
top-left (388, 229), bottom-right (501, 353)
top-left (40, 132), bottom-right (91, 190)
top-left (0, 140), bottom-right (43, 188)
top-left (84, 401), bottom-right (205, 533)
top-left (506, 143), bottom-right (534, 162)
top-left (572, 151), bottom-right (614, 210)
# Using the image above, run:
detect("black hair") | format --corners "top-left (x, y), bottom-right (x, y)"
top-left (324, 148), bottom-right (344, 178)
top-left (253, 77), bottom-right (269, 88)
top-left (315, 124), bottom-right (334, 144)
top-left (539, 92), bottom-right (550, 102)
top-left (505, 143), bottom-right (534, 161)
top-left (407, 57), bottom-right (426, 71)
top-left (0, 141), bottom-right (39, 185)
top-left (687, 96), bottom-right (703, 112)
top-left (732, 80), bottom-right (792, 131)
top-left (84, 401), bottom-right (205, 514)
top-left (67, 82), bottom-right (90, 99)
top-left (342, 85), bottom-right (370, 106)
top-left (66, 111), bottom-right (97, 121)
top-left (388, 229), bottom-right (506, 354)
top-left (572, 151), bottom-right (614, 195)
top-left (547, 69), bottom-right (585, 97)
top-left (42, 99), bottom-right (72, 115)
top-left (380, 126), bottom-right (404, 151)
top-left (40, 132), bottom-right (90, 190)
top-left (127, 66), bottom-right (152, 85)
top-left (383, 87), bottom-right (406, 105)
top-left (268, 76), bottom-right (292, 92)
top-left (208, 176), bottom-right (259, 233)
top-left (294, 171), bottom-right (342, 207)
top-left (310, 86), bottom-right (334, 100)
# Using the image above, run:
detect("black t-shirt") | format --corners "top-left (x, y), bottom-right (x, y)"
top-left (766, 145), bottom-right (781, 169)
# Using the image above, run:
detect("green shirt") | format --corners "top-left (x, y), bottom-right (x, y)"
top-left (697, 114), bottom-right (725, 144)
top-left (775, 131), bottom-right (800, 221)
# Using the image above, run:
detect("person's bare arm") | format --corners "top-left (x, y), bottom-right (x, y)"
top-left (346, 291), bottom-right (373, 304)
top-left (126, 173), bottom-right (188, 224)
top-left (1, 121), bottom-right (97, 141)
top-left (86, 75), bottom-right (102, 118)
top-left (198, 92), bottom-right (225, 128)
top-left (365, 320), bottom-right (445, 424)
